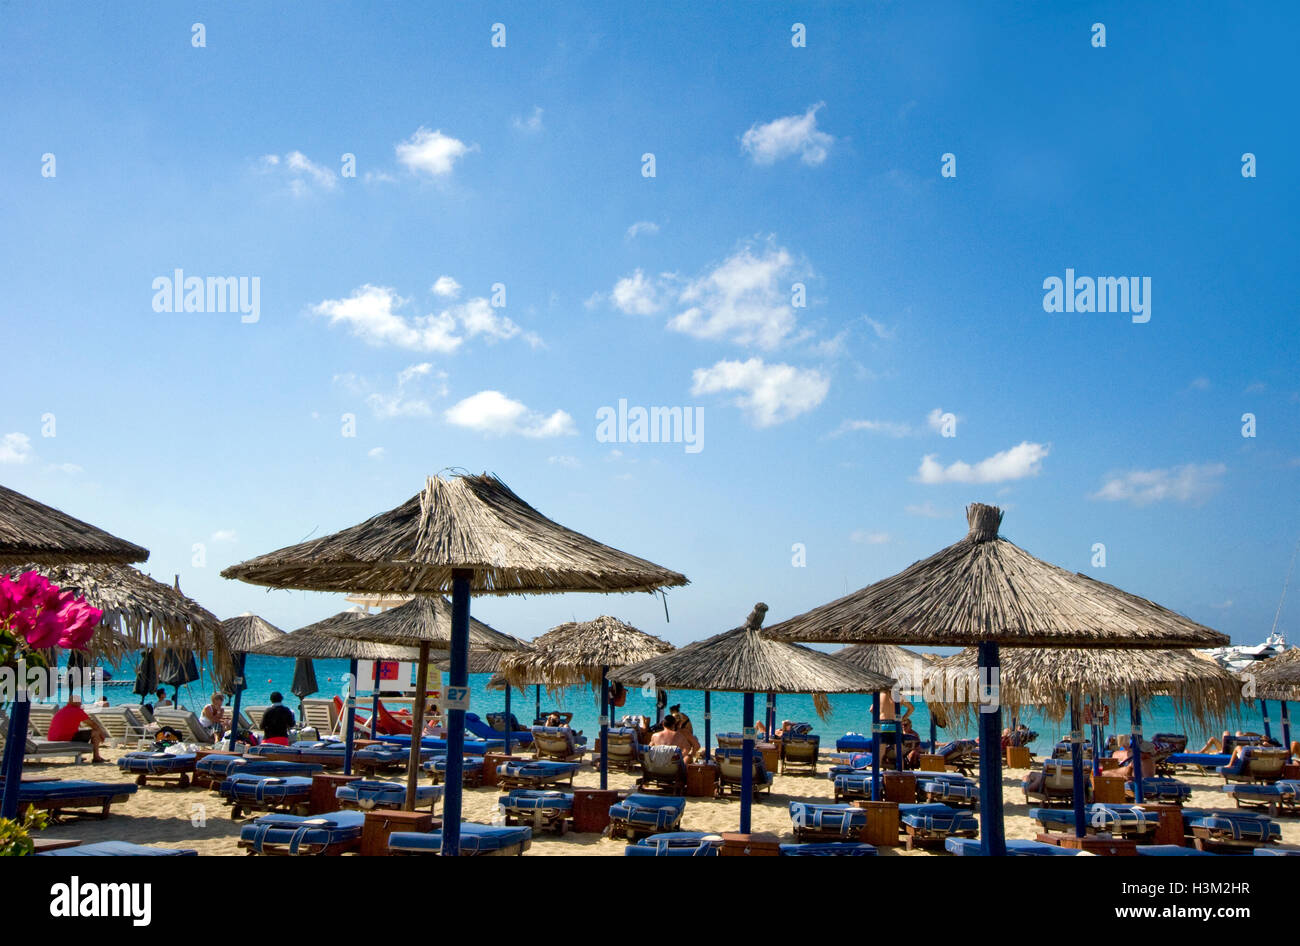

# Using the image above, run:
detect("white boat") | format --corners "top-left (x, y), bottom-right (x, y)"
top-left (1202, 632), bottom-right (1290, 673)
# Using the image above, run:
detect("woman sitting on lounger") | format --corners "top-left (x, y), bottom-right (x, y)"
top-left (201, 693), bottom-right (229, 739)
top-left (1109, 735), bottom-right (1155, 780)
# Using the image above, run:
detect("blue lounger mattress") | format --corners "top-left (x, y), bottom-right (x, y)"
top-left (196, 758), bottom-right (324, 779)
top-left (1129, 777), bottom-right (1193, 801)
top-left (1166, 752), bottom-right (1232, 768)
top-left (1031, 804), bottom-right (1158, 834)
top-left (1136, 845), bottom-right (1218, 856)
top-left (219, 774), bottom-right (314, 803)
top-left (836, 734), bottom-right (873, 752)
top-left (623, 832), bottom-right (722, 856)
top-left (790, 801), bottom-right (866, 835)
top-left (497, 761), bottom-right (580, 781)
top-left (239, 810), bottom-right (366, 854)
top-left (610, 794), bottom-right (685, 831)
top-left (335, 780), bottom-right (442, 808)
top-left (39, 841), bottom-right (197, 856)
top-left (116, 752), bottom-right (197, 774)
top-left (780, 842), bottom-right (877, 856)
top-left (499, 790), bottom-right (573, 812)
top-left (919, 778), bottom-right (979, 803)
top-left (19, 781), bottom-right (138, 802)
top-left (899, 803), bottom-right (978, 835)
top-left (945, 838), bottom-right (1083, 856)
top-left (1183, 809), bottom-right (1283, 843)
top-left (388, 822), bottom-right (532, 854)
top-left (1253, 844), bottom-right (1300, 855)
top-left (372, 734), bottom-right (503, 754)
top-left (1222, 780), bottom-right (1299, 801)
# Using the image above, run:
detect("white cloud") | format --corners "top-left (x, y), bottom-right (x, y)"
top-left (312, 286), bottom-right (540, 352)
top-left (210, 529), bottom-right (238, 543)
top-left (625, 220), bottom-right (660, 240)
top-left (431, 276), bottom-right (462, 299)
top-left (834, 419), bottom-right (914, 438)
top-left (691, 358), bottom-right (829, 428)
top-left (396, 127), bottom-right (475, 177)
top-left (850, 530), bottom-right (890, 544)
top-left (50, 462), bottom-right (83, 475)
top-left (926, 408), bottom-right (951, 433)
top-left (259, 151), bottom-right (338, 195)
top-left (905, 502), bottom-right (951, 518)
top-left (547, 455), bottom-right (580, 468)
top-left (1188, 377), bottom-right (1211, 391)
top-left (863, 316), bottom-right (895, 340)
top-left (1090, 462), bottom-right (1227, 506)
top-left (444, 391), bottom-right (576, 438)
top-left (611, 269), bottom-right (661, 316)
top-left (669, 243), bottom-right (803, 349)
top-left (741, 103), bottom-right (834, 166)
top-left (917, 442), bottom-right (1050, 484)
top-left (336, 363), bottom-right (448, 420)
top-left (458, 297), bottom-right (542, 347)
top-left (512, 106), bottom-right (544, 133)
top-left (368, 447), bottom-right (386, 460)
top-left (0, 433), bottom-right (32, 464)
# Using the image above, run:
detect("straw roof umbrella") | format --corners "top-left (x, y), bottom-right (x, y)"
top-left (834, 644), bottom-right (951, 745)
top-left (499, 615), bottom-right (672, 787)
top-left (0, 483), bottom-right (148, 567)
top-left (1247, 648), bottom-right (1300, 748)
top-left (612, 603), bottom-right (895, 833)
top-left (222, 472), bottom-right (686, 853)
top-left (214, 614), bottom-right (284, 750)
top-left (765, 503), bottom-right (1230, 855)
top-left (435, 647), bottom-right (537, 749)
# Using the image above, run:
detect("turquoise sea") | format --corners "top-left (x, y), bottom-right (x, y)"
top-left (63, 653), bottom-right (1270, 751)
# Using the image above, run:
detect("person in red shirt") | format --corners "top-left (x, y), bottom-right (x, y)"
top-left (47, 696), bottom-right (107, 762)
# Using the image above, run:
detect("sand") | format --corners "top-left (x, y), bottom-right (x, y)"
top-left (21, 745), bottom-right (1299, 855)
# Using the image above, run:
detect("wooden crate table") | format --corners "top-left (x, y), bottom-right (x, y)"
top-left (572, 788), bottom-right (621, 833)
top-left (918, 754), bottom-right (947, 772)
top-left (882, 772), bottom-right (917, 804)
top-left (1005, 745), bottom-right (1032, 768)
top-left (856, 800), bottom-right (900, 847)
top-left (480, 752), bottom-right (510, 788)
top-left (1036, 832), bottom-right (1138, 856)
top-left (308, 772), bottom-right (364, 815)
top-left (1092, 775), bottom-right (1126, 804)
top-left (1141, 803), bottom-right (1187, 846)
top-left (686, 762), bottom-right (718, 797)
top-left (360, 809), bottom-right (438, 857)
top-left (720, 832), bottom-right (781, 856)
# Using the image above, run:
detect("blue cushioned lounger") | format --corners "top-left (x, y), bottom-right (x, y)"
top-left (1253, 844), bottom-right (1300, 855)
top-left (17, 780), bottom-right (138, 820)
top-left (1221, 780), bottom-right (1298, 813)
top-left (623, 831), bottom-right (722, 856)
top-left (388, 822), bottom-right (532, 855)
top-left (1136, 845), bottom-right (1218, 856)
top-left (422, 755), bottom-right (484, 785)
top-left (116, 751), bottom-right (197, 786)
top-left (197, 758), bottom-right (324, 780)
top-left (609, 794), bottom-right (685, 840)
top-left (1030, 804), bottom-right (1158, 838)
top-left (335, 779), bottom-right (442, 811)
top-left (1183, 808), bottom-right (1283, 849)
top-left (945, 838), bottom-right (1082, 856)
top-left (219, 774), bottom-right (314, 817)
top-left (899, 803), bottom-right (979, 848)
top-left (239, 810), bottom-right (366, 855)
top-left (790, 801), bottom-right (866, 842)
top-left (466, 712), bottom-right (532, 745)
top-left (496, 760), bottom-right (581, 789)
top-left (352, 745), bottom-right (436, 771)
top-left (39, 841), bottom-right (197, 856)
top-left (1165, 752), bottom-right (1232, 769)
top-left (498, 790), bottom-right (573, 833)
top-left (375, 734), bottom-right (503, 754)
top-left (836, 733), bottom-right (873, 753)
top-left (1128, 776), bottom-right (1193, 803)
top-left (779, 842), bottom-right (877, 856)
top-left (919, 776), bottom-right (979, 807)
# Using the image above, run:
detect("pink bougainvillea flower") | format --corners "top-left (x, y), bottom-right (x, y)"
top-left (55, 601), bottom-right (102, 650)
top-left (23, 609), bottom-right (65, 649)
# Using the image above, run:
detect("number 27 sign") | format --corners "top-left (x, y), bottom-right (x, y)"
top-left (445, 686), bottom-right (471, 711)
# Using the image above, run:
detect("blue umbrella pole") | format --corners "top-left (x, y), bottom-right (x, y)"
top-left (1070, 694), bottom-right (1086, 838)
top-left (503, 685), bottom-right (512, 756)
top-left (534, 684), bottom-right (541, 724)
top-left (977, 642), bottom-right (1007, 856)
top-left (599, 665), bottom-right (609, 790)
top-left (703, 690), bottom-right (712, 761)
top-left (740, 692), bottom-right (755, 833)
top-left (1129, 695), bottom-right (1145, 805)
top-left (226, 652), bottom-right (247, 751)
top-left (929, 712), bottom-right (937, 753)
top-left (343, 657), bottom-right (357, 775)
top-left (871, 690), bottom-right (881, 802)
top-left (443, 571), bottom-right (472, 856)
top-left (1282, 702), bottom-right (1293, 758)
top-left (1261, 700), bottom-right (1273, 743)
top-left (0, 698), bottom-right (32, 819)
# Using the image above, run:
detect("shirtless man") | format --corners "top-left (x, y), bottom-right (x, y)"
top-left (649, 713), bottom-right (697, 762)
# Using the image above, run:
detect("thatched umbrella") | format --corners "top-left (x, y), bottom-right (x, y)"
top-left (215, 614), bottom-right (285, 749)
top-left (933, 646), bottom-right (1244, 837)
top-left (766, 503), bottom-right (1230, 855)
top-left (436, 647), bottom-right (537, 752)
top-left (222, 473), bottom-right (686, 853)
top-left (0, 483), bottom-right (148, 567)
top-left (1250, 648), bottom-right (1300, 751)
top-left (612, 603), bottom-right (894, 833)
top-left (834, 644), bottom-right (948, 760)
top-left (499, 615), bottom-right (673, 788)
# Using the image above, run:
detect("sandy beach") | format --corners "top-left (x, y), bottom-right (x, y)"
top-left (23, 745), bottom-right (1298, 856)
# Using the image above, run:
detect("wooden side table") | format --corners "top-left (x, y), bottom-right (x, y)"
top-left (686, 762), bottom-right (718, 797)
top-left (720, 832), bottom-right (781, 856)
top-left (1092, 775), bottom-right (1126, 804)
top-left (882, 772), bottom-right (917, 804)
top-left (856, 800), bottom-right (900, 846)
top-left (360, 809), bottom-right (437, 856)
top-left (309, 772), bottom-right (363, 815)
top-left (481, 752), bottom-right (509, 788)
top-left (1141, 803), bottom-right (1187, 846)
top-left (758, 743), bottom-right (779, 774)
top-left (572, 788), bottom-right (620, 833)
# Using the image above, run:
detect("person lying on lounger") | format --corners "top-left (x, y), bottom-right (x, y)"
top-left (1108, 736), bottom-right (1155, 780)
top-left (48, 695), bottom-right (108, 763)
top-left (650, 713), bottom-right (698, 763)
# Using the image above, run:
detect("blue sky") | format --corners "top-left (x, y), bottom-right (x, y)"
top-left (2, 1), bottom-right (1297, 649)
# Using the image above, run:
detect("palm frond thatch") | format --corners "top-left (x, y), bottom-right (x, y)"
top-left (834, 644), bottom-right (926, 679)
top-left (610, 604), bottom-right (895, 720)
top-left (217, 613), bottom-right (285, 653)
top-left (498, 615), bottom-right (673, 694)
top-left (250, 610), bottom-right (420, 660)
top-left (26, 562), bottom-right (226, 683)
top-left (0, 484), bottom-right (149, 566)
top-left (765, 503), bottom-right (1229, 650)
top-left (929, 646), bottom-right (1245, 730)
top-left (221, 473), bottom-right (688, 596)
top-left (435, 649), bottom-right (529, 675)
top-left (319, 596), bottom-right (526, 652)
top-left (1249, 647), bottom-right (1300, 700)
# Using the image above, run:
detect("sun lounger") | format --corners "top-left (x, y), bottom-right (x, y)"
top-left (423, 755), bottom-right (484, 786)
top-left (88, 705), bottom-right (150, 748)
top-left (1165, 752), bottom-right (1232, 771)
top-left (945, 838), bottom-right (1084, 856)
top-left (334, 778), bottom-right (443, 812)
top-left (15, 779), bottom-right (138, 821)
top-left (1182, 808), bottom-right (1283, 851)
top-left (1135, 845), bottom-right (1218, 856)
top-left (1030, 803), bottom-right (1159, 839)
top-left (933, 739), bottom-right (980, 776)
top-left (836, 732), bottom-right (873, 753)
top-left (498, 789), bottom-right (574, 834)
top-left (1219, 746), bottom-right (1288, 784)
top-left (1221, 779), bottom-right (1300, 816)
top-left (21, 736), bottom-right (91, 764)
top-left (779, 842), bottom-right (877, 856)
top-left (603, 727), bottom-right (641, 773)
top-left (826, 752), bottom-right (872, 769)
top-left (219, 774), bottom-right (314, 818)
top-left (531, 726), bottom-right (586, 762)
top-left (1253, 844), bottom-right (1300, 855)
top-left (299, 698), bottom-right (339, 739)
top-left (27, 704), bottom-right (56, 736)
top-left (388, 822), bottom-right (532, 856)
top-left (830, 772), bottom-right (874, 802)
top-left (1024, 760), bottom-right (1084, 807)
top-left (380, 733), bottom-right (503, 754)
top-left (495, 759), bottom-right (580, 789)
top-left (1127, 776), bottom-right (1193, 804)
top-left (790, 801), bottom-right (866, 842)
top-left (466, 712), bottom-right (532, 746)
top-left (608, 793), bottom-right (686, 840)
top-left (351, 744), bottom-right (437, 773)
top-left (38, 841), bottom-right (198, 856)
top-left (638, 745), bottom-right (687, 794)
top-left (151, 708), bottom-right (218, 745)
top-left (116, 751), bottom-right (197, 787)
top-left (918, 773), bottom-right (979, 808)
top-left (623, 831), bottom-right (722, 856)
top-left (780, 732), bottom-right (820, 774)
top-left (899, 802), bottom-right (979, 849)
top-left (194, 757), bottom-right (323, 788)
top-left (239, 810), bottom-right (366, 855)
top-left (715, 732), bottom-right (746, 750)
top-left (715, 747), bottom-right (772, 798)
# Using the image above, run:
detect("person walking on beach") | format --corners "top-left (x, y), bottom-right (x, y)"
top-left (259, 691), bottom-right (295, 746)
top-left (48, 695), bottom-right (108, 763)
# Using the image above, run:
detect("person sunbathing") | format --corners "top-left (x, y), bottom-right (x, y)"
top-left (649, 713), bottom-right (697, 762)
top-left (201, 693), bottom-right (229, 738)
top-left (1109, 737), bottom-right (1155, 781)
